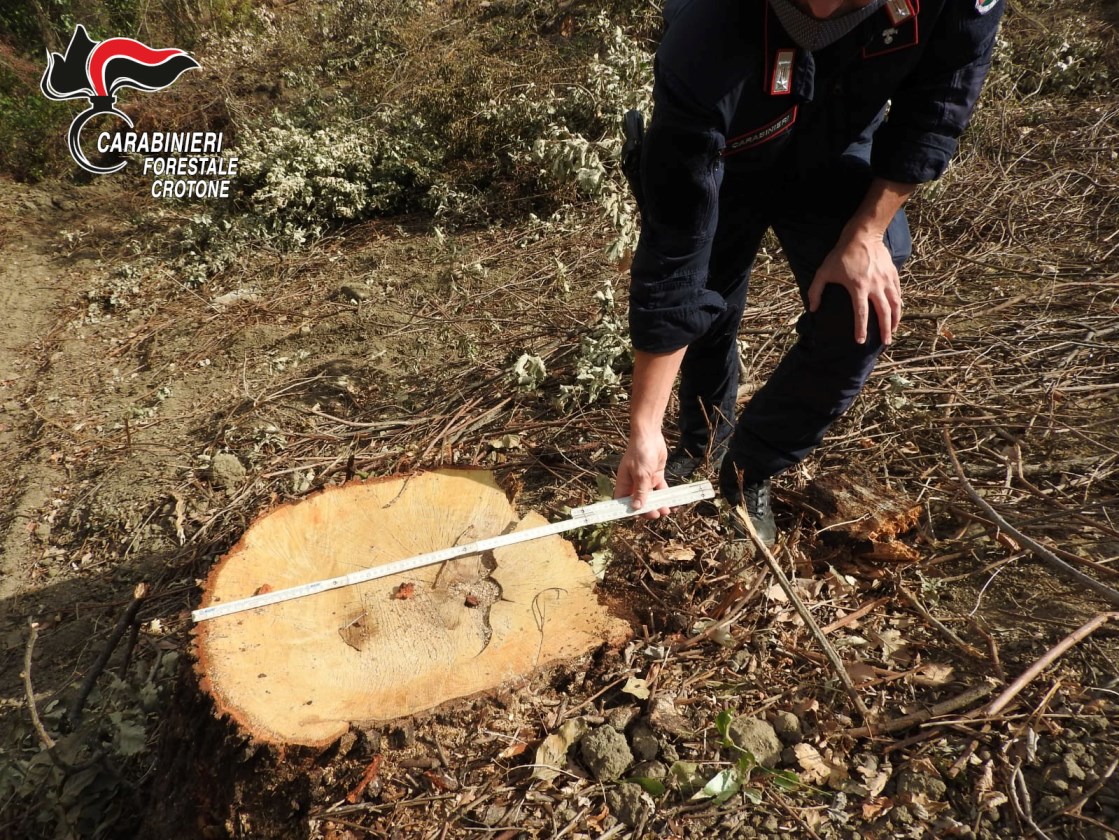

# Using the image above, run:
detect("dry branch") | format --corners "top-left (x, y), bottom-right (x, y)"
top-left (734, 508), bottom-right (872, 722)
top-left (69, 582), bottom-right (150, 728)
top-left (845, 682), bottom-right (997, 738)
top-left (22, 621), bottom-right (56, 752)
top-left (942, 429), bottom-right (1119, 608)
top-left (974, 612), bottom-right (1119, 719)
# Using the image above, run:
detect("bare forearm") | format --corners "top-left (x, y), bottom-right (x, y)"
top-left (843, 178), bottom-right (917, 240)
top-left (630, 348), bottom-right (687, 439)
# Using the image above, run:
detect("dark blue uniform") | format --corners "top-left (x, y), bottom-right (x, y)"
top-left (628, 0), bottom-right (1004, 501)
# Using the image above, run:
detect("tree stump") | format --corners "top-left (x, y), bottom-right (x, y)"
top-left (806, 472), bottom-right (923, 563)
top-left (194, 469), bottom-right (630, 746)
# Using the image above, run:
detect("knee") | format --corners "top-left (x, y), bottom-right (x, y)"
top-left (799, 285), bottom-right (886, 361)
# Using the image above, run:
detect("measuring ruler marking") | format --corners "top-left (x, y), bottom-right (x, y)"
top-left (192, 481), bottom-right (713, 623)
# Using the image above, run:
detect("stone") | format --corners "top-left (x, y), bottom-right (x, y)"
top-left (630, 721), bottom-right (660, 761)
top-left (341, 284), bottom-right (371, 302)
top-left (208, 452), bottom-right (246, 488)
top-left (606, 783), bottom-right (653, 828)
top-left (579, 726), bottom-right (634, 782)
top-left (631, 760), bottom-right (667, 780)
top-left (1062, 755), bottom-right (1087, 782)
top-left (771, 710), bottom-right (802, 743)
top-left (727, 717), bottom-right (781, 768)
top-left (606, 705), bottom-right (639, 732)
top-left (897, 766), bottom-right (947, 800)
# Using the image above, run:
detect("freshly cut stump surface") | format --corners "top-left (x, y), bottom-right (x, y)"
top-left (194, 469), bottom-right (630, 745)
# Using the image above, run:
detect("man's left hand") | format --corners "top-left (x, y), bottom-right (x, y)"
top-left (807, 230), bottom-right (902, 345)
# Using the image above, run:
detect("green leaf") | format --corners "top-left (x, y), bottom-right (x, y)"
top-left (589, 549), bottom-right (613, 580)
top-left (114, 719), bottom-right (147, 757)
top-left (668, 761), bottom-right (705, 795)
top-left (769, 769), bottom-right (801, 791)
top-left (736, 752), bottom-right (757, 774)
top-left (742, 786), bottom-right (763, 804)
top-left (715, 709), bottom-right (734, 741)
top-left (628, 777), bottom-right (666, 797)
top-left (692, 768), bottom-right (741, 805)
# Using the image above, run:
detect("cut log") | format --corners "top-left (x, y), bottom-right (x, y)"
top-left (194, 469), bottom-right (631, 746)
top-left (806, 473), bottom-right (922, 562)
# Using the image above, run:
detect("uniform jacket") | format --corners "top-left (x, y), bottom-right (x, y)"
top-left (630, 0), bottom-right (1005, 353)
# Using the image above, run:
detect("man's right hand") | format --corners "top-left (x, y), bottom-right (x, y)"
top-left (614, 431), bottom-right (671, 518)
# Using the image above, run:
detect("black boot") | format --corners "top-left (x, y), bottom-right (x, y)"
top-left (730, 479), bottom-right (776, 548)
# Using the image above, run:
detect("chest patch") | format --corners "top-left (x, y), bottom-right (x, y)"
top-left (722, 106), bottom-right (798, 158)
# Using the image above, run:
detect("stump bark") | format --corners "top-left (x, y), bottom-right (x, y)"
top-left (194, 469), bottom-right (630, 745)
top-left (806, 472), bottom-right (923, 563)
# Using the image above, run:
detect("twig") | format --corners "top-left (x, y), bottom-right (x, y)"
top-left (68, 582), bottom-right (150, 728)
top-left (967, 616), bottom-right (1006, 681)
top-left (346, 754), bottom-right (384, 804)
top-left (942, 429), bottom-right (1119, 607)
top-left (974, 612), bottom-right (1119, 719)
top-left (820, 596), bottom-right (890, 635)
top-left (734, 508), bottom-right (871, 722)
top-left (1045, 756), bottom-right (1119, 825)
top-left (22, 621), bottom-right (57, 752)
top-left (845, 682), bottom-right (997, 738)
top-left (672, 572), bottom-right (765, 651)
top-left (896, 585), bottom-right (986, 660)
top-left (1009, 763), bottom-right (1054, 840)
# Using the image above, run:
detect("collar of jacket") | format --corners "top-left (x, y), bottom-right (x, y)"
top-left (767, 0), bottom-right (888, 52)
top-left (763, 0), bottom-right (920, 101)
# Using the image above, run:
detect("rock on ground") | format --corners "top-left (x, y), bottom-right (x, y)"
top-left (208, 452), bottom-right (246, 489)
top-left (580, 726), bottom-right (633, 782)
top-left (606, 782), bottom-right (653, 828)
top-left (728, 717), bottom-right (781, 768)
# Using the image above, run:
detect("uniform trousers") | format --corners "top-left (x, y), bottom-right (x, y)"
top-left (672, 145), bottom-right (912, 504)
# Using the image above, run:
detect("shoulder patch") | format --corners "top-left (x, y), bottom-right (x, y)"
top-left (975, 0), bottom-right (1000, 13)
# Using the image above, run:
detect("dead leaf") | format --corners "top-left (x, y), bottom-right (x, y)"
top-left (532, 718), bottom-right (588, 782)
top-left (975, 760), bottom-right (1009, 812)
top-left (862, 796), bottom-right (893, 820)
top-left (648, 696), bottom-right (692, 737)
top-left (253, 583), bottom-right (273, 596)
top-left (650, 544), bottom-right (695, 565)
top-left (464, 594), bottom-right (480, 608)
top-left (845, 660), bottom-right (880, 686)
top-left (794, 744), bottom-right (831, 784)
top-left (792, 698), bottom-right (819, 717)
top-left (857, 755), bottom-right (892, 798)
top-left (794, 743), bottom-right (849, 788)
top-left (910, 663), bottom-right (954, 687)
top-left (498, 741), bottom-right (528, 759)
top-left (764, 583), bottom-right (788, 603)
top-left (621, 677), bottom-right (651, 700)
top-left (393, 582), bottom-right (416, 600)
top-left (873, 628), bottom-right (907, 660)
